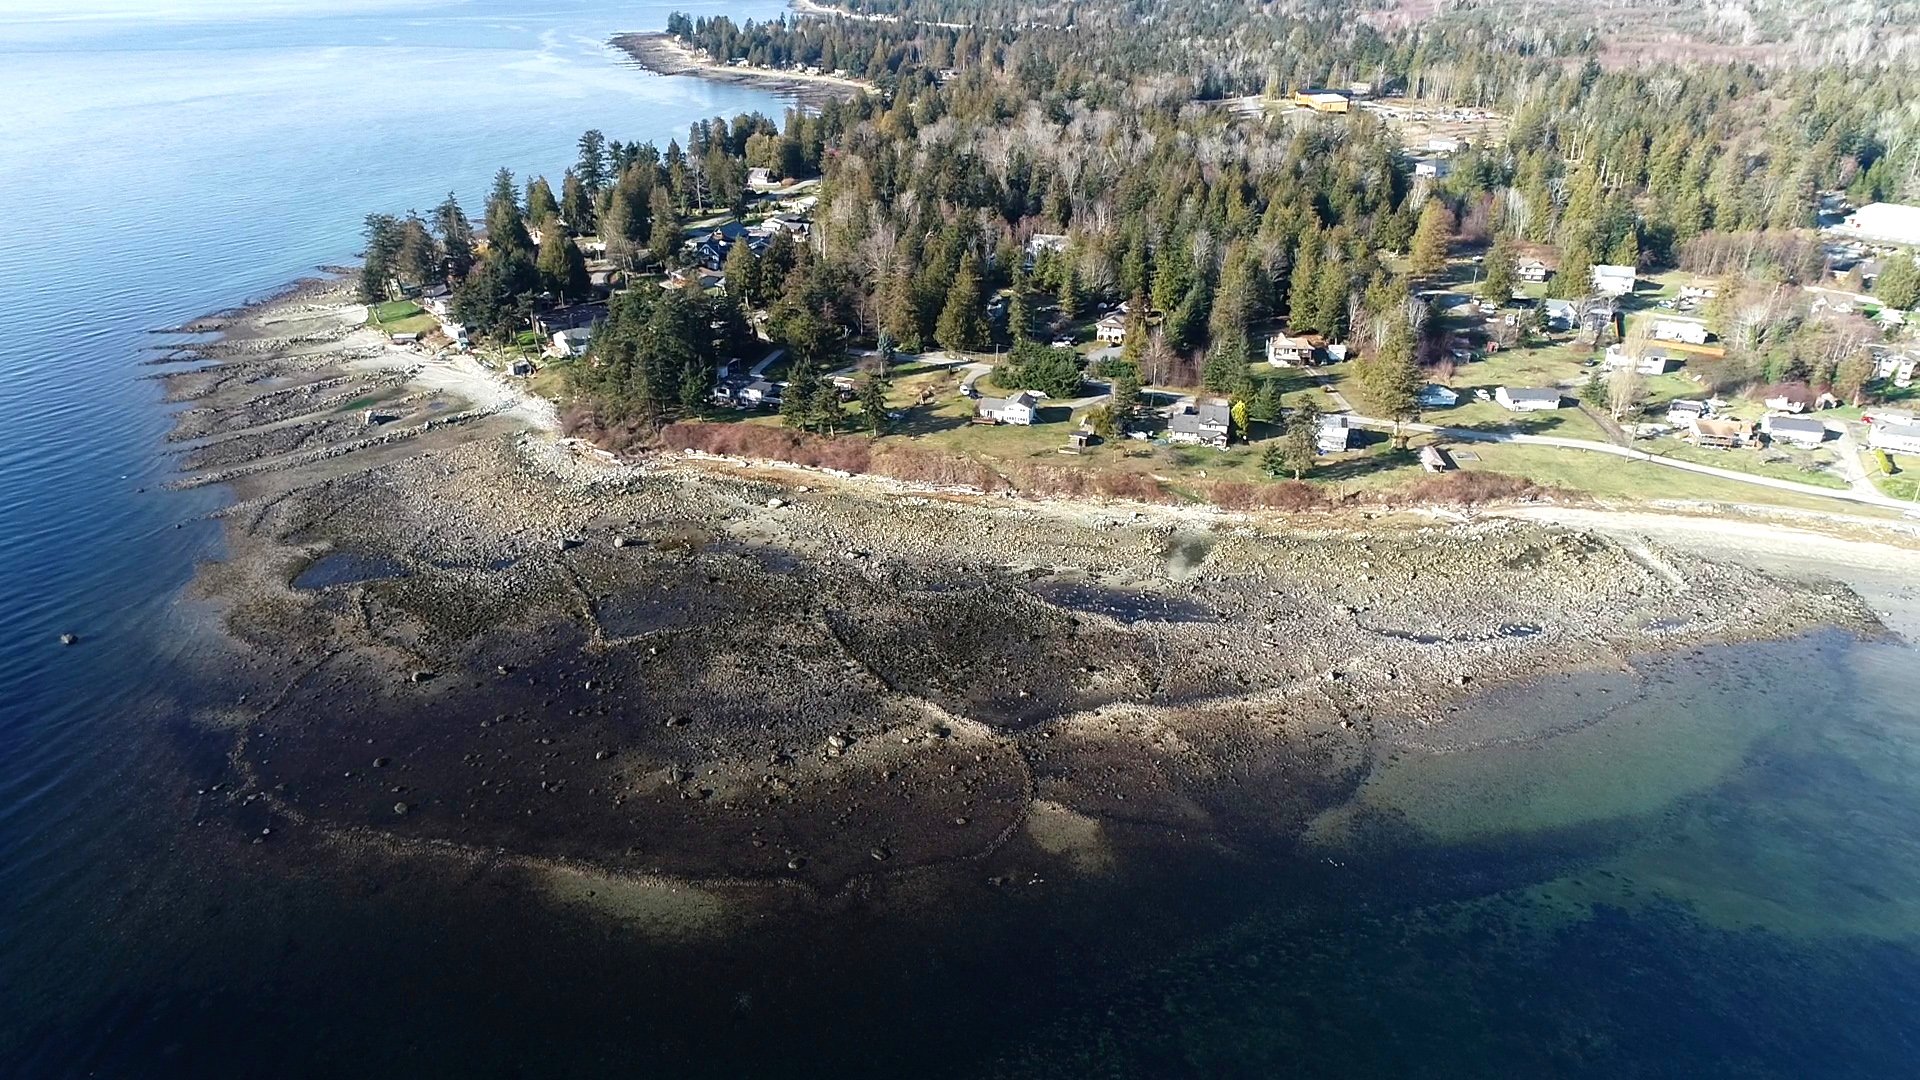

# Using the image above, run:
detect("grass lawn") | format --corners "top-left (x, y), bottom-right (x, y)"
top-left (1445, 443), bottom-right (1877, 514)
top-left (1643, 438), bottom-right (1849, 489)
top-left (368, 299), bottom-right (438, 336)
top-left (1868, 450), bottom-right (1920, 502)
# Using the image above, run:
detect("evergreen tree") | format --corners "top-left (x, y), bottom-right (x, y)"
top-left (935, 253), bottom-right (989, 353)
top-left (432, 193), bottom-right (475, 279)
top-left (1876, 255), bottom-right (1920, 310)
top-left (1007, 269), bottom-right (1033, 342)
top-left (859, 374), bottom-right (892, 435)
top-left (648, 184), bottom-right (682, 265)
top-left (781, 358), bottom-right (820, 430)
top-left (1410, 199), bottom-right (1453, 278)
top-left (723, 240), bottom-right (760, 305)
top-left (1482, 233), bottom-right (1517, 303)
top-left (1110, 362), bottom-right (1143, 431)
top-left (1288, 237), bottom-right (1321, 332)
top-left (1281, 397), bottom-right (1322, 480)
top-left (359, 213), bottom-right (403, 301)
top-left (1056, 264), bottom-right (1083, 321)
top-left (880, 265), bottom-right (923, 352)
top-left (526, 177), bottom-right (559, 228)
top-left (485, 168), bottom-right (533, 263)
top-left (1249, 376), bottom-right (1282, 423)
top-left (576, 129), bottom-right (608, 195)
top-left (1312, 256), bottom-right (1350, 342)
top-left (393, 214), bottom-right (440, 288)
top-left (537, 225), bottom-right (590, 300)
top-left (561, 169), bottom-right (595, 233)
top-left (1365, 317), bottom-right (1422, 429)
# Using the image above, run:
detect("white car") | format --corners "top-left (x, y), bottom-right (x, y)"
top-left (1050, 337), bottom-right (1076, 348)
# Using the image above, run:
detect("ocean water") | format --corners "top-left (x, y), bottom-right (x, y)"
top-left (5, 3), bottom-right (1920, 1077)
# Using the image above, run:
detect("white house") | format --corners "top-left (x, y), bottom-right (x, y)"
top-left (1266, 333), bottom-right (1316, 367)
top-left (1413, 157), bottom-right (1451, 179)
top-left (976, 390), bottom-right (1039, 426)
top-left (1869, 420), bottom-right (1920, 454)
top-left (1025, 234), bottom-right (1069, 266)
top-left (1591, 265), bottom-right (1636, 297)
top-left (1603, 343), bottom-right (1678, 375)
top-left (1762, 414), bottom-right (1829, 449)
top-left (1416, 384), bottom-right (1459, 407)
top-left (1495, 386), bottom-right (1562, 412)
top-left (1834, 203), bottom-right (1920, 248)
top-left (1316, 413), bottom-right (1350, 454)
top-left (1650, 317), bottom-right (1710, 345)
top-left (1515, 257), bottom-right (1552, 284)
top-left (550, 328), bottom-right (593, 358)
top-left (1667, 399), bottom-right (1711, 425)
top-left (1095, 313), bottom-right (1127, 345)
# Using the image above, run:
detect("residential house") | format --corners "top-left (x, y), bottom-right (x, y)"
top-left (1166, 399), bottom-right (1233, 449)
top-left (1515, 257), bottom-right (1553, 284)
top-left (1416, 384), bottom-right (1459, 407)
top-left (1603, 343), bottom-right (1678, 375)
top-left (1542, 298), bottom-right (1578, 331)
top-left (508, 358), bottom-right (536, 378)
top-left (1667, 399), bottom-right (1711, 425)
top-left (1689, 416), bottom-right (1753, 449)
top-left (1495, 386), bottom-right (1563, 412)
top-left (975, 391), bottom-right (1040, 425)
top-left (1315, 413), bottom-right (1350, 454)
top-left (1763, 395), bottom-right (1808, 413)
top-left (1869, 420), bottom-right (1920, 455)
top-left (1762, 415), bottom-right (1829, 449)
top-left (737, 379), bottom-right (783, 408)
top-left (1266, 332), bottom-right (1317, 367)
top-left (1426, 137), bottom-right (1467, 154)
top-left (549, 328), bottom-right (593, 358)
top-left (531, 303), bottom-right (605, 336)
top-left (1651, 317), bottom-right (1711, 345)
top-left (1095, 313), bottom-right (1127, 345)
top-left (1677, 284), bottom-right (1718, 302)
top-left (1412, 157), bottom-right (1451, 179)
top-left (1591, 264), bottom-right (1636, 297)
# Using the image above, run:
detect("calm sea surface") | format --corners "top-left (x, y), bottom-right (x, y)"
top-left (4, 4), bottom-right (1920, 1077)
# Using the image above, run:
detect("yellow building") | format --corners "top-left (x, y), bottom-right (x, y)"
top-left (1295, 90), bottom-right (1350, 113)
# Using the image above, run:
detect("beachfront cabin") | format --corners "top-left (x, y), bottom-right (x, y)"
top-left (1416, 384), bottom-right (1459, 408)
top-left (1495, 386), bottom-right (1562, 412)
top-left (1266, 332), bottom-right (1317, 367)
top-left (1762, 415), bottom-right (1830, 449)
top-left (1591, 265), bottom-right (1636, 297)
top-left (1316, 413), bottom-right (1350, 455)
top-left (975, 391), bottom-right (1039, 426)
top-left (1166, 400), bottom-right (1232, 449)
top-left (1095, 313), bottom-right (1127, 345)
top-left (1688, 416), bottom-right (1753, 449)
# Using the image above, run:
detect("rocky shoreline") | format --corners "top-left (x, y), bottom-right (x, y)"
top-left (154, 281), bottom-right (1882, 911)
top-left (609, 31), bottom-right (868, 109)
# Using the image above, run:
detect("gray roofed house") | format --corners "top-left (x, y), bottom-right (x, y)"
top-left (1316, 413), bottom-right (1350, 454)
top-left (1495, 386), bottom-right (1563, 411)
top-left (1166, 399), bottom-right (1232, 448)
top-left (1869, 420), bottom-right (1920, 454)
top-left (1761, 415), bottom-right (1829, 449)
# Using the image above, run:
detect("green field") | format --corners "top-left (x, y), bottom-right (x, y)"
top-left (368, 299), bottom-right (439, 337)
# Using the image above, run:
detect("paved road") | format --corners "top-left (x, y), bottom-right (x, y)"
top-left (1343, 413), bottom-right (1918, 513)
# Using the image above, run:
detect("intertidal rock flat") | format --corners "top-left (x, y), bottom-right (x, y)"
top-left (189, 430), bottom-right (1875, 894)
